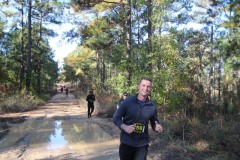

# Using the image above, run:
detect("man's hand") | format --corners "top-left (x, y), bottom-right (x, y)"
top-left (121, 124), bottom-right (135, 134)
top-left (155, 121), bottom-right (163, 132)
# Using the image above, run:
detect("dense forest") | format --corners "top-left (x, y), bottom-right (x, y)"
top-left (0, 0), bottom-right (239, 158)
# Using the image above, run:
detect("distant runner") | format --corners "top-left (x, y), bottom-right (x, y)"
top-left (86, 90), bottom-right (95, 118)
top-left (117, 92), bottom-right (128, 109)
top-left (65, 87), bottom-right (69, 96)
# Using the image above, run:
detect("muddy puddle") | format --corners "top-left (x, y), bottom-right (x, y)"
top-left (0, 119), bottom-right (117, 154)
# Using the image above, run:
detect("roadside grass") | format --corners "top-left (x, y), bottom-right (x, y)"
top-left (157, 115), bottom-right (240, 159)
top-left (96, 94), bottom-right (119, 117)
top-left (0, 90), bottom-right (56, 114)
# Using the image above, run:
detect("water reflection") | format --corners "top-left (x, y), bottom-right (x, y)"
top-left (48, 121), bottom-right (67, 149)
top-left (0, 119), bottom-right (113, 152)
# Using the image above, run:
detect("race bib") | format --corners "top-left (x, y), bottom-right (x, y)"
top-left (134, 123), bottom-right (145, 133)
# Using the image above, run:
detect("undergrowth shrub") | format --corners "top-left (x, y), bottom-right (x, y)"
top-left (96, 94), bottom-right (119, 117)
top-left (0, 92), bottom-right (45, 113)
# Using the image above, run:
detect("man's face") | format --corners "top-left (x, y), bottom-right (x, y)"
top-left (138, 79), bottom-right (152, 97)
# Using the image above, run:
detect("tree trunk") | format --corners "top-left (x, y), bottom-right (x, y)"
top-left (102, 57), bottom-right (106, 90)
top-left (126, 0), bottom-right (132, 89)
top-left (37, 3), bottom-right (43, 94)
top-left (218, 51), bottom-right (221, 104)
top-left (26, 0), bottom-right (32, 91)
top-left (208, 24), bottom-right (214, 104)
top-left (20, 2), bottom-right (25, 91)
top-left (147, 0), bottom-right (152, 72)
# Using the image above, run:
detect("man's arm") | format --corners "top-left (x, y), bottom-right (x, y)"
top-left (150, 108), bottom-right (163, 132)
top-left (113, 102), bottom-right (127, 130)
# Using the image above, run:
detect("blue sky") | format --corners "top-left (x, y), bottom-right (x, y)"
top-left (48, 23), bottom-right (78, 69)
top-left (48, 1), bottom-right (94, 69)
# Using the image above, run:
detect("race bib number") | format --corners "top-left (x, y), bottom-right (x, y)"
top-left (134, 123), bottom-right (145, 133)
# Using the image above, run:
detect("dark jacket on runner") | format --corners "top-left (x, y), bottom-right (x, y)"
top-left (86, 94), bottom-right (95, 107)
top-left (113, 94), bottom-right (160, 147)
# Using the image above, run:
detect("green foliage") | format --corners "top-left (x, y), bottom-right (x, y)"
top-left (0, 0), bottom-right (61, 94)
top-left (209, 123), bottom-right (225, 145)
top-left (62, 46), bottom-right (96, 90)
top-left (0, 22), bottom-right (59, 93)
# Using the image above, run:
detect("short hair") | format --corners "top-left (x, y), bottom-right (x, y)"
top-left (139, 77), bottom-right (152, 84)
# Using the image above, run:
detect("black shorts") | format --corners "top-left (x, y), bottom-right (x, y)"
top-left (119, 143), bottom-right (148, 160)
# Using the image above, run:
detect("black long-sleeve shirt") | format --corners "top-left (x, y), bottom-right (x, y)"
top-left (86, 94), bottom-right (95, 107)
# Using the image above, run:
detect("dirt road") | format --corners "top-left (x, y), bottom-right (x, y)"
top-left (0, 93), bottom-right (120, 160)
